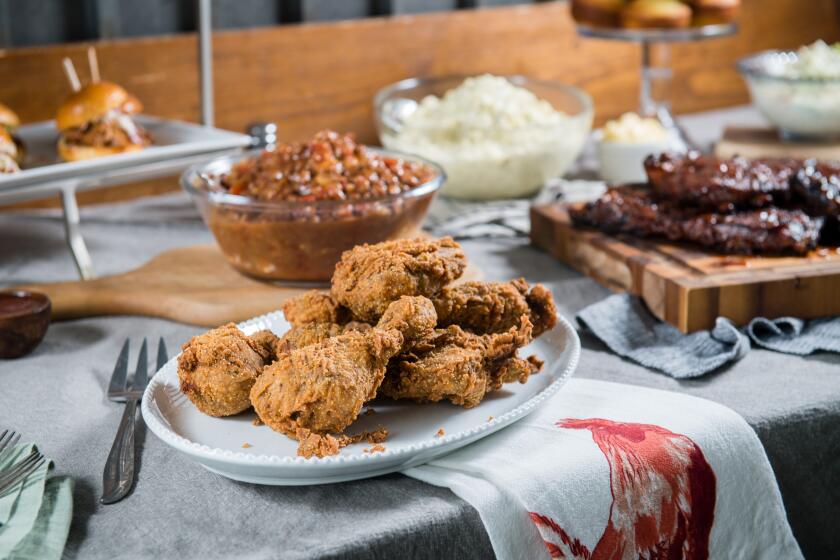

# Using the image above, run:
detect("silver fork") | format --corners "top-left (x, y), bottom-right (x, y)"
top-left (101, 337), bottom-right (168, 505)
top-left (0, 430), bottom-right (45, 496)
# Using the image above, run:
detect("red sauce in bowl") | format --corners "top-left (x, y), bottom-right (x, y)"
top-left (0, 291), bottom-right (51, 359)
top-left (0, 292), bottom-right (50, 317)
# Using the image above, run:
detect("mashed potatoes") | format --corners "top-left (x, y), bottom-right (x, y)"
top-left (383, 75), bottom-right (590, 200)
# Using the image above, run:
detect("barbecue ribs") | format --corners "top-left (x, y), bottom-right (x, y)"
top-left (644, 152), bottom-right (797, 211)
top-left (569, 185), bottom-right (823, 255)
top-left (792, 160), bottom-right (840, 218)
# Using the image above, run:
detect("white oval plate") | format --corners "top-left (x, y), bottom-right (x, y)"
top-left (142, 310), bottom-right (581, 486)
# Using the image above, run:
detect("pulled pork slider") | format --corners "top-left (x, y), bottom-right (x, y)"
top-left (0, 103), bottom-right (23, 172)
top-left (56, 81), bottom-right (150, 161)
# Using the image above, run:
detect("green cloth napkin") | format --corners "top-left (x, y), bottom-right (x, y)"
top-left (0, 444), bottom-right (73, 560)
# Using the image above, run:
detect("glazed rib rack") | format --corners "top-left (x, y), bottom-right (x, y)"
top-left (570, 152), bottom-right (840, 256)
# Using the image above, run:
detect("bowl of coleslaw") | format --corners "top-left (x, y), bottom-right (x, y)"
top-left (374, 75), bottom-right (593, 200)
top-left (739, 41), bottom-right (840, 140)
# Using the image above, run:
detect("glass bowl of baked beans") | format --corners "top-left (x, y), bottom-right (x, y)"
top-left (181, 130), bottom-right (444, 282)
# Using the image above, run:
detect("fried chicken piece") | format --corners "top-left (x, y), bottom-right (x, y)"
top-left (331, 237), bottom-right (467, 322)
top-left (274, 321), bottom-right (371, 356)
top-left (433, 279), bottom-right (558, 337)
top-left (525, 284), bottom-right (558, 337)
top-left (178, 323), bottom-right (273, 417)
top-left (380, 317), bottom-right (535, 408)
top-left (492, 355), bottom-right (544, 387)
top-left (248, 329), bottom-right (284, 361)
top-left (282, 290), bottom-right (348, 327)
top-left (377, 293), bottom-right (438, 342)
top-left (295, 427), bottom-right (388, 459)
top-left (250, 296), bottom-right (437, 440)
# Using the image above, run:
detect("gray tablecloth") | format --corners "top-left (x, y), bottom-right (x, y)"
top-left (1, 107), bottom-right (839, 559)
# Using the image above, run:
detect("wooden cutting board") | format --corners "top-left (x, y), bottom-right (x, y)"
top-left (530, 204), bottom-right (840, 333)
top-left (22, 244), bottom-right (482, 327)
top-left (715, 126), bottom-right (840, 161)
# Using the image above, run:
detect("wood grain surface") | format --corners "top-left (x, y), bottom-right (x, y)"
top-left (716, 126), bottom-right (840, 160)
top-left (530, 203), bottom-right (840, 332)
top-left (21, 244), bottom-right (483, 327)
top-left (1, 0), bottom-right (837, 208)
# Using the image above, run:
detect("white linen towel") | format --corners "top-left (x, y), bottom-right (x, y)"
top-left (404, 378), bottom-right (802, 560)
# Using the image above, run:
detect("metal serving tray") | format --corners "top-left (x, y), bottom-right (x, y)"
top-left (0, 115), bottom-right (251, 192)
top-left (0, 115), bottom-right (253, 280)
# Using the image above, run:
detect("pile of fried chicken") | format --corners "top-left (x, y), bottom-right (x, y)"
top-left (177, 237), bottom-right (557, 458)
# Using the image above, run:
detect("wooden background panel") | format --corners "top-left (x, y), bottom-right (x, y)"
top-left (0, 0), bottom-right (838, 208)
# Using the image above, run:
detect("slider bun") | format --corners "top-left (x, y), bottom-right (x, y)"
top-left (56, 81), bottom-right (143, 131)
top-left (57, 136), bottom-right (143, 162)
top-left (691, 0), bottom-right (740, 25)
top-left (571, 0), bottom-right (627, 28)
top-left (13, 135), bottom-right (25, 165)
top-left (0, 129), bottom-right (18, 161)
top-left (0, 103), bottom-right (20, 130)
top-left (621, 0), bottom-right (692, 29)
top-left (0, 153), bottom-right (19, 174)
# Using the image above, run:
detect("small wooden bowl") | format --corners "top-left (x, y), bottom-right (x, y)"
top-left (0, 290), bottom-right (51, 359)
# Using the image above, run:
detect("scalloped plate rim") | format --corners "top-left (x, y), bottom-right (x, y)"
top-left (142, 309), bottom-right (580, 479)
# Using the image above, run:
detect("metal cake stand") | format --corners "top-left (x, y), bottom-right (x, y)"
top-left (577, 23), bottom-right (738, 149)
top-left (0, 0), bottom-right (254, 281)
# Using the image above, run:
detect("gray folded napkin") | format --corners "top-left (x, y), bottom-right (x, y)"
top-left (748, 317), bottom-right (840, 355)
top-left (577, 293), bottom-right (750, 378)
top-left (578, 293), bottom-right (840, 378)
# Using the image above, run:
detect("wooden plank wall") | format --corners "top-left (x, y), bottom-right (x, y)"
top-left (0, 0), bottom-right (837, 207)
top-left (0, 0), bottom-right (543, 48)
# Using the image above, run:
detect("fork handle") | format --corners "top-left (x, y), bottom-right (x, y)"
top-left (101, 399), bottom-right (137, 504)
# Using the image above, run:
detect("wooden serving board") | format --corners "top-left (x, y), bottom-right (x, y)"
top-left (715, 126), bottom-right (840, 161)
top-left (530, 204), bottom-right (840, 333)
top-left (21, 244), bottom-right (482, 327)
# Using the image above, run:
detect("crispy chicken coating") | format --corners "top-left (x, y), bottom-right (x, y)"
top-left (525, 284), bottom-right (558, 337)
top-left (433, 279), bottom-right (558, 336)
top-left (274, 322), bottom-right (371, 356)
top-left (282, 290), bottom-right (348, 327)
top-left (380, 317), bottom-right (536, 408)
top-left (295, 427), bottom-right (388, 459)
top-left (377, 294), bottom-right (438, 343)
top-left (331, 237), bottom-right (467, 322)
top-left (177, 323), bottom-right (274, 417)
top-left (248, 329), bottom-right (284, 360)
top-left (250, 297), bottom-right (437, 439)
top-left (493, 355), bottom-right (544, 387)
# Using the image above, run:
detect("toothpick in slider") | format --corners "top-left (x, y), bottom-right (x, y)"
top-left (62, 57), bottom-right (81, 92)
top-left (87, 47), bottom-right (100, 83)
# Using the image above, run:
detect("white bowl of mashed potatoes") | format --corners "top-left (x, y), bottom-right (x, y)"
top-left (374, 75), bottom-right (593, 200)
top-left (739, 41), bottom-right (840, 140)
top-left (596, 113), bottom-right (675, 184)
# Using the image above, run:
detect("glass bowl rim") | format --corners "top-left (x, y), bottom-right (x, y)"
top-left (180, 146), bottom-right (446, 210)
top-left (737, 49), bottom-right (840, 84)
top-left (373, 74), bottom-right (595, 134)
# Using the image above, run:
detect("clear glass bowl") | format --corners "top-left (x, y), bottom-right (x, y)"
top-left (374, 75), bottom-right (593, 200)
top-left (181, 148), bottom-right (444, 282)
top-left (739, 50), bottom-right (840, 141)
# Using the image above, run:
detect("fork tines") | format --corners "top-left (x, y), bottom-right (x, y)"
top-left (0, 429), bottom-right (22, 464)
top-left (107, 337), bottom-right (167, 401)
top-left (0, 448), bottom-right (45, 496)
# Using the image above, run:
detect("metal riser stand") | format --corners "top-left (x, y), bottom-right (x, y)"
top-left (576, 22), bottom-right (738, 154)
top-left (3, 0), bottom-right (217, 281)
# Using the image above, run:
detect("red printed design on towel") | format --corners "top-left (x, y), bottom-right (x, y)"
top-left (529, 419), bottom-right (716, 560)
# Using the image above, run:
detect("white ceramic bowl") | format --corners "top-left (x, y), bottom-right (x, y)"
top-left (595, 129), bottom-right (674, 185)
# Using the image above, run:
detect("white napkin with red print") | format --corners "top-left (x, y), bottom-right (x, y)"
top-left (403, 379), bottom-right (803, 560)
